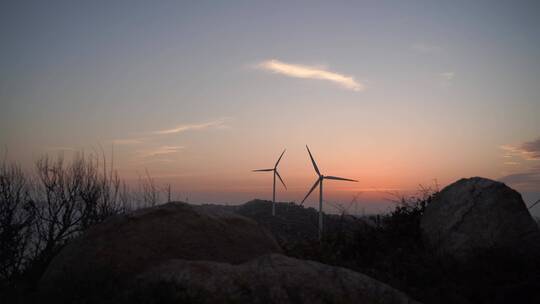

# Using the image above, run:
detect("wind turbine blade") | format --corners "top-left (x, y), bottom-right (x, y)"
top-left (301, 179), bottom-right (320, 205)
top-left (324, 176), bottom-right (358, 182)
top-left (306, 145), bottom-right (320, 176)
top-left (252, 168), bottom-right (274, 172)
top-left (274, 149), bottom-right (286, 168)
top-left (275, 170), bottom-right (287, 190)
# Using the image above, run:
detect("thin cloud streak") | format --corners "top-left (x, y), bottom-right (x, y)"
top-left (153, 118), bottom-right (231, 135)
top-left (498, 137), bottom-right (540, 190)
top-left (500, 138), bottom-right (540, 160)
top-left (411, 43), bottom-right (441, 54)
top-left (440, 72), bottom-right (455, 81)
top-left (257, 59), bottom-right (364, 91)
top-left (499, 166), bottom-right (540, 190)
top-left (113, 138), bottom-right (145, 145)
top-left (439, 72), bottom-right (455, 87)
top-left (520, 137), bottom-right (540, 160)
top-left (137, 145), bottom-right (184, 158)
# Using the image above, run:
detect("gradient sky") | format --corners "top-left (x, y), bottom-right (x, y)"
top-left (1, 1), bottom-right (539, 214)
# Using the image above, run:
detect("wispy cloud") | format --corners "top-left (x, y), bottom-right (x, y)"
top-left (500, 137), bottom-right (540, 161)
top-left (153, 118), bottom-right (231, 135)
top-left (440, 72), bottom-right (455, 81)
top-left (499, 166), bottom-right (540, 190)
top-left (498, 137), bottom-right (540, 190)
top-left (110, 118), bottom-right (231, 165)
top-left (500, 144), bottom-right (521, 158)
top-left (411, 43), bottom-right (441, 54)
top-left (257, 59), bottom-right (364, 91)
top-left (439, 71), bottom-right (455, 87)
top-left (520, 138), bottom-right (540, 160)
top-left (137, 145), bottom-right (184, 158)
top-left (113, 138), bottom-right (145, 145)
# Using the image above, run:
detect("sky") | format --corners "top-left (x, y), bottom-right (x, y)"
top-left (1, 1), bottom-right (539, 214)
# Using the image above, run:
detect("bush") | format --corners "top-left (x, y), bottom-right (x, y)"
top-left (282, 189), bottom-right (540, 304)
top-left (0, 162), bottom-right (34, 285)
top-left (0, 151), bottom-right (171, 302)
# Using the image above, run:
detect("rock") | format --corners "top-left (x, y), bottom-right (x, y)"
top-left (421, 177), bottom-right (540, 260)
top-left (123, 254), bottom-right (420, 304)
top-left (39, 202), bottom-right (282, 303)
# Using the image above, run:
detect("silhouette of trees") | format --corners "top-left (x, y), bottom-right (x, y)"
top-left (136, 169), bottom-right (161, 208)
top-left (0, 161), bottom-right (34, 283)
top-left (29, 153), bottom-right (131, 263)
top-left (0, 150), bottom-right (171, 300)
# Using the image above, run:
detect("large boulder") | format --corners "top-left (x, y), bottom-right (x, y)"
top-left (123, 254), bottom-right (420, 304)
top-left (39, 202), bottom-right (282, 302)
top-left (421, 177), bottom-right (540, 260)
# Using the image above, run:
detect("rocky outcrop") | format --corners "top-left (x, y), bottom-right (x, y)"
top-left (124, 254), bottom-right (420, 304)
top-left (421, 177), bottom-right (540, 260)
top-left (39, 202), bottom-right (282, 302)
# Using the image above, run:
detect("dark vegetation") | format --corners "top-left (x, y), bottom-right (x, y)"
top-left (239, 197), bottom-right (540, 304)
top-left (0, 153), bottom-right (168, 303)
top-left (2, 154), bottom-right (540, 303)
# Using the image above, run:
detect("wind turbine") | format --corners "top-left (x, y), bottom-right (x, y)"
top-left (301, 145), bottom-right (357, 239)
top-left (253, 149), bottom-right (287, 216)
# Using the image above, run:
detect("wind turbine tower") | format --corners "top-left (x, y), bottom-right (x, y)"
top-left (301, 145), bottom-right (357, 239)
top-left (253, 149), bottom-right (287, 216)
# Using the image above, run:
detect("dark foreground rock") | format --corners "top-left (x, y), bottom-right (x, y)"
top-left (39, 202), bottom-right (282, 303)
top-left (124, 254), bottom-right (420, 304)
top-left (421, 177), bottom-right (540, 260)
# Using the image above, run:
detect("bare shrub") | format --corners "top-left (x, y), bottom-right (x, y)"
top-left (0, 148), bottom-right (174, 301)
top-left (29, 152), bottom-right (134, 260)
top-left (0, 161), bottom-right (34, 282)
top-left (128, 169), bottom-right (169, 209)
top-left (74, 152), bottom-right (130, 230)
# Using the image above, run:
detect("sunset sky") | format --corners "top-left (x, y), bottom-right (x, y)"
top-left (1, 1), bottom-right (539, 214)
